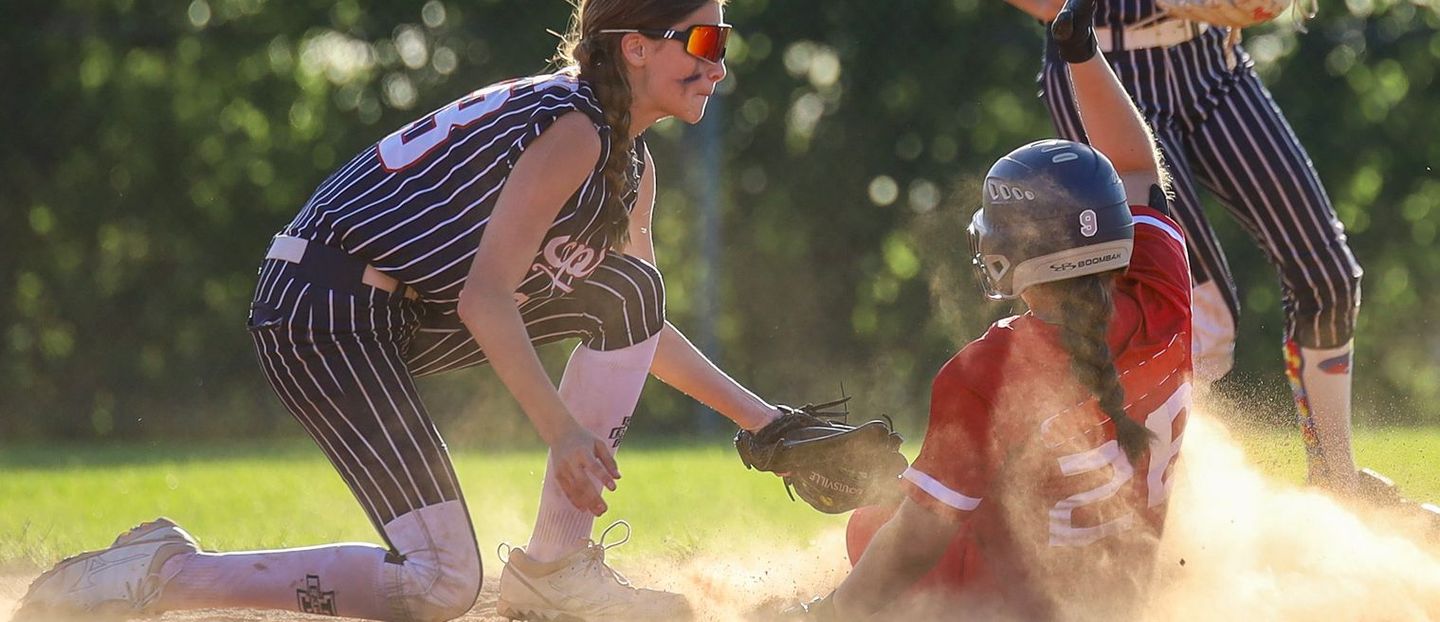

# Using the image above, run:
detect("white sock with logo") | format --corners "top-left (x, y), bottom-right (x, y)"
top-left (525, 335), bottom-right (659, 564)
top-left (157, 501), bottom-right (479, 618)
top-left (157, 543), bottom-right (390, 616)
top-left (1288, 340), bottom-right (1357, 487)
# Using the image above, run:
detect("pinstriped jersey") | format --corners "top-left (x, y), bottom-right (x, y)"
top-left (280, 71), bottom-right (644, 306)
top-left (1096, 0), bottom-right (1164, 29)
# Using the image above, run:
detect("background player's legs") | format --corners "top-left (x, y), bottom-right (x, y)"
top-left (157, 262), bottom-right (482, 621)
top-left (1040, 55), bottom-right (1240, 384)
top-left (1185, 64), bottom-right (1364, 489)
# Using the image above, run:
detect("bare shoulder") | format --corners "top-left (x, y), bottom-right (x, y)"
top-left (532, 111), bottom-right (602, 165)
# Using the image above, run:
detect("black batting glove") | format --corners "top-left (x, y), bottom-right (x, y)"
top-left (1052, 0), bottom-right (1099, 64)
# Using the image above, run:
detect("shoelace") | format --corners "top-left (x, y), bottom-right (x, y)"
top-left (581, 520), bottom-right (635, 588)
top-left (124, 574), bottom-right (163, 611)
top-left (495, 519), bottom-right (637, 587)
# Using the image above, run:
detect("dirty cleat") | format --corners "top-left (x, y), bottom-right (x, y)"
top-left (14, 518), bottom-right (199, 621)
top-left (496, 521), bottom-right (691, 621)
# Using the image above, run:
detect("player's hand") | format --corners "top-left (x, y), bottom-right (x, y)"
top-left (550, 426), bottom-right (621, 516)
top-left (1052, 0), bottom-right (1099, 64)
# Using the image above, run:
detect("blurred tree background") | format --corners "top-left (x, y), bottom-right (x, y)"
top-left (3, 0), bottom-right (1439, 444)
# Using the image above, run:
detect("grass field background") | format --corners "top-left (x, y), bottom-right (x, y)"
top-left (3, 420), bottom-right (1439, 574)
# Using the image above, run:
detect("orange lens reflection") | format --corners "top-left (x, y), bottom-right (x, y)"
top-left (686, 25), bottom-right (729, 63)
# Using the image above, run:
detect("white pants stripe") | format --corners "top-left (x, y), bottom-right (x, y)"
top-left (246, 249), bottom-right (665, 546)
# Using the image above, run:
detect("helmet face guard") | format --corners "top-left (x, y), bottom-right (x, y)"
top-left (969, 214), bottom-right (1013, 300)
top-left (968, 139), bottom-right (1137, 300)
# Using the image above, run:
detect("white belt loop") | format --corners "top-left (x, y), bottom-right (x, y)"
top-left (268, 235), bottom-right (308, 264)
top-left (1095, 19), bottom-right (1211, 52)
top-left (264, 235), bottom-right (419, 301)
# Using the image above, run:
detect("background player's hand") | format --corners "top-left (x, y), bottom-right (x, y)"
top-left (1052, 0), bottom-right (1098, 64)
top-left (550, 425), bottom-right (621, 516)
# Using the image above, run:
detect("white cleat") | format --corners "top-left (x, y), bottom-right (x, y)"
top-left (496, 521), bottom-right (692, 622)
top-left (14, 517), bottom-right (199, 621)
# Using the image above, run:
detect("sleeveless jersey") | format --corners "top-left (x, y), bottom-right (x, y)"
top-left (280, 71), bottom-right (643, 307)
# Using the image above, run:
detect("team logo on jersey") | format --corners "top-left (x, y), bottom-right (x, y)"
top-left (530, 235), bottom-right (606, 295)
top-left (297, 575), bottom-right (337, 615)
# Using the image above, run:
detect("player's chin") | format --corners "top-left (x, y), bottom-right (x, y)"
top-left (679, 100), bottom-right (710, 125)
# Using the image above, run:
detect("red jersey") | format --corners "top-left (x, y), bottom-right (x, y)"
top-left (889, 205), bottom-right (1192, 615)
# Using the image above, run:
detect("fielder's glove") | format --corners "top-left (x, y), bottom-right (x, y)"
top-left (1155, 0), bottom-right (1294, 28)
top-left (736, 397), bottom-right (907, 514)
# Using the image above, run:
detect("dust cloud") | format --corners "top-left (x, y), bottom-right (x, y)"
top-left (1147, 412), bottom-right (1440, 621)
top-left (646, 413), bottom-right (1440, 621)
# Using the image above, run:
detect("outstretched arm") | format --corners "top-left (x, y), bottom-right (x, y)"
top-left (650, 324), bottom-right (779, 431)
top-left (1053, 0), bottom-right (1165, 198)
top-left (829, 499), bottom-right (963, 617)
top-left (622, 148), bottom-right (779, 433)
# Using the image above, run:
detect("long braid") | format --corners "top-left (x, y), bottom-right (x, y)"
top-left (577, 40), bottom-right (635, 251)
top-left (1050, 274), bottom-right (1155, 464)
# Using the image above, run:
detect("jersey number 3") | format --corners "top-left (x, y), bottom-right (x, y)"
top-left (377, 80), bottom-right (517, 171)
top-left (1048, 382), bottom-right (1190, 546)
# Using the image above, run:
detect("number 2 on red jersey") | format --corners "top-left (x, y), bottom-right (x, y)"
top-left (1049, 382), bottom-right (1190, 546)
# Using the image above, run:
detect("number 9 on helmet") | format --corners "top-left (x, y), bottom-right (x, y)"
top-left (968, 139), bottom-right (1136, 300)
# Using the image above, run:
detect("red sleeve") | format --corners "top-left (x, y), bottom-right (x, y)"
top-left (1115, 206), bottom-right (1191, 331)
top-left (903, 356), bottom-right (995, 521)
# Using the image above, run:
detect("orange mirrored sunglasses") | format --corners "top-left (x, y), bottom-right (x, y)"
top-left (597, 24), bottom-right (732, 63)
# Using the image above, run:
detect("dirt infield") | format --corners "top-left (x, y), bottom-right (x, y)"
top-left (5, 416), bottom-right (1440, 621)
top-left (0, 573), bottom-right (507, 621)
top-left (0, 531), bottom-right (851, 622)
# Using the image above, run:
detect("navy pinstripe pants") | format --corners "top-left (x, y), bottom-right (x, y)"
top-left (1040, 26), bottom-right (1362, 351)
top-left (246, 250), bottom-right (665, 547)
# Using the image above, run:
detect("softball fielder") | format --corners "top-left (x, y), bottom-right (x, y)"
top-left (18, 2), bottom-right (780, 621)
top-left (1006, 0), bottom-right (1364, 492)
top-left (795, 8), bottom-right (1192, 617)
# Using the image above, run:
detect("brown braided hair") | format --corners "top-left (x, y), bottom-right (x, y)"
top-left (1045, 273), bottom-right (1155, 465)
top-left (554, 0), bottom-right (721, 250)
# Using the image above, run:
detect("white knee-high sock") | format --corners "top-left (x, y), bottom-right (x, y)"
top-left (157, 501), bottom-right (480, 621)
top-left (1285, 339), bottom-right (1357, 487)
top-left (525, 335), bottom-right (659, 563)
top-left (157, 543), bottom-right (391, 617)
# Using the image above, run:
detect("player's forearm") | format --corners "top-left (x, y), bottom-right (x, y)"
top-left (1003, 0), bottom-right (1066, 21)
top-left (831, 500), bottom-right (958, 616)
top-left (650, 322), bottom-right (778, 431)
top-left (1068, 56), bottom-right (1163, 180)
top-left (459, 289), bottom-right (578, 445)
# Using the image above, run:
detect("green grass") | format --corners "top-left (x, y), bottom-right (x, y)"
top-left (4, 425), bottom-right (1438, 572)
top-left (0, 442), bottom-right (848, 571)
top-left (1225, 421), bottom-right (1440, 494)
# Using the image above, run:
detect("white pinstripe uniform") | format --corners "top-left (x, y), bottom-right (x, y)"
top-left (1037, 9), bottom-right (1364, 482)
top-left (247, 71), bottom-right (665, 549)
top-left (1039, 19), bottom-right (1363, 370)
